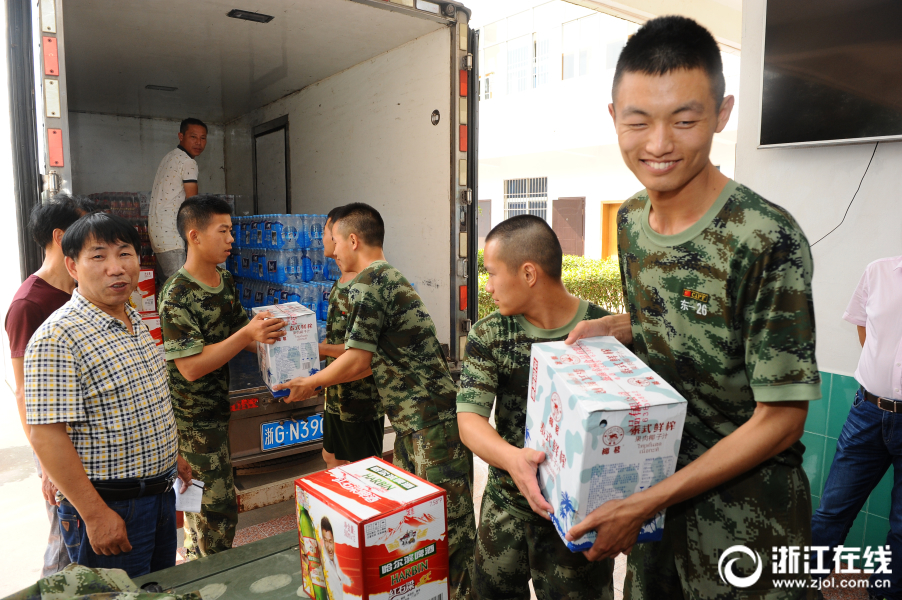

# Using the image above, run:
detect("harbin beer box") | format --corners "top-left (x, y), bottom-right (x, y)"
top-left (252, 302), bottom-right (319, 398)
top-left (129, 268), bottom-right (156, 313)
top-left (296, 457), bottom-right (450, 600)
top-left (524, 336), bottom-right (688, 551)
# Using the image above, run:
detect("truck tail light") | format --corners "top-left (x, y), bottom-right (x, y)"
top-left (460, 70), bottom-right (468, 96)
top-left (459, 125), bottom-right (468, 152)
top-left (459, 285), bottom-right (468, 311)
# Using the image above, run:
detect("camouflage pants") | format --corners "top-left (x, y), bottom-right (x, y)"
top-left (394, 419), bottom-right (476, 600)
top-left (473, 494), bottom-right (615, 600)
top-left (8, 563), bottom-right (203, 600)
top-left (624, 461), bottom-right (816, 600)
top-left (178, 424), bottom-right (237, 561)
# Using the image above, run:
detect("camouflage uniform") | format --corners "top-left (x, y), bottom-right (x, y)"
top-left (159, 267), bottom-right (249, 560)
top-left (617, 181), bottom-right (821, 599)
top-left (458, 300), bottom-right (615, 599)
top-left (324, 279), bottom-right (384, 461)
top-left (345, 260), bottom-right (475, 600)
top-left (3, 563), bottom-right (201, 600)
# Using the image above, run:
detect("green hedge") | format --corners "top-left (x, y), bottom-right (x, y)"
top-left (477, 250), bottom-right (624, 320)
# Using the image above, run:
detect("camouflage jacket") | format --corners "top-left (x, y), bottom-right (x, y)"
top-left (3, 564), bottom-right (201, 600)
top-left (159, 267), bottom-right (250, 428)
top-left (325, 279), bottom-right (383, 422)
top-left (618, 180), bottom-right (821, 468)
top-left (457, 300), bottom-right (610, 521)
top-left (345, 261), bottom-right (457, 436)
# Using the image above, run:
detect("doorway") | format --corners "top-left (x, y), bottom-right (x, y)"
top-left (253, 115), bottom-right (290, 214)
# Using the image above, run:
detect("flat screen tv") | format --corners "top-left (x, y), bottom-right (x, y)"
top-left (761, 0), bottom-right (902, 147)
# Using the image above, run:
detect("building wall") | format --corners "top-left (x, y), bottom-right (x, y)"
top-left (68, 112), bottom-right (226, 196)
top-left (737, 0), bottom-right (901, 549)
top-left (476, 0), bottom-right (739, 258)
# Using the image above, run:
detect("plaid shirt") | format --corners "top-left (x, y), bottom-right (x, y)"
top-left (25, 290), bottom-right (179, 480)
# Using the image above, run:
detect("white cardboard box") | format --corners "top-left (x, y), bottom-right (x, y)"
top-left (129, 268), bottom-right (156, 313)
top-left (296, 457), bottom-right (450, 600)
top-left (524, 336), bottom-right (687, 551)
top-left (252, 302), bottom-right (320, 398)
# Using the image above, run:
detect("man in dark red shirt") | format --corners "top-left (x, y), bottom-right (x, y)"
top-left (5, 195), bottom-right (94, 577)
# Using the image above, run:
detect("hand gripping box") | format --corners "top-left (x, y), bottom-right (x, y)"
top-left (252, 302), bottom-right (320, 398)
top-left (296, 457), bottom-right (450, 600)
top-left (524, 337), bottom-right (687, 551)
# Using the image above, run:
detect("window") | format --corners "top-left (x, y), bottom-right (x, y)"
top-left (504, 178), bottom-right (549, 221)
top-left (533, 31), bottom-right (551, 88)
top-left (506, 35), bottom-right (531, 95)
top-left (562, 13), bottom-right (602, 80)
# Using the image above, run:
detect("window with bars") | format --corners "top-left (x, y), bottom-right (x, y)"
top-left (504, 177), bottom-right (549, 221)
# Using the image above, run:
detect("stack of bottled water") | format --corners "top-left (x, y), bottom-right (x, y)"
top-left (228, 214), bottom-right (336, 335)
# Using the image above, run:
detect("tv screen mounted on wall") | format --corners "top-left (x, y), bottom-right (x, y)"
top-left (760, 0), bottom-right (902, 147)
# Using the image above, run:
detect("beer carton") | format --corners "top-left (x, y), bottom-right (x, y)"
top-left (140, 312), bottom-right (163, 357)
top-left (296, 457), bottom-right (449, 600)
top-left (129, 268), bottom-right (156, 313)
top-left (524, 337), bottom-right (687, 551)
top-left (252, 302), bottom-right (320, 398)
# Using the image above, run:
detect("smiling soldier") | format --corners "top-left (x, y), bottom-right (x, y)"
top-left (566, 16), bottom-right (821, 599)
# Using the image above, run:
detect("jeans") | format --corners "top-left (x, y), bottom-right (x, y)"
top-left (57, 490), bottom-right (177, 579)
top-left (33, 454), bottom-right (71, 577)
top-left (811, 387), bottom-right (902, 599)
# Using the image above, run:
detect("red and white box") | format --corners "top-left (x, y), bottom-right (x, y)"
top-left (296, 457), bottom-right (449, 600)
top-left (129, 268), bottom-right (156, 313)
top-left (141, 312), bottom-right (163, 355)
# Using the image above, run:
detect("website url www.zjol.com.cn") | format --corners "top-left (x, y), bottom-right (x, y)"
top-left (718, 544), bottom-right (892, 591)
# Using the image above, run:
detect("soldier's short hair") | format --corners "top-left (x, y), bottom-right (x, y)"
top-left (62, 212), bottom-right (141, 261)
top-left (325, 205), bottom-right (346, 229)
top-left (177, 194), bottom-right (232, 243)
top-left (333, 202), bottom-right (385, 248)
top-left (613, 16), bottom-right (725, 106)
top-left (485, 214), bottom-right (563, 280)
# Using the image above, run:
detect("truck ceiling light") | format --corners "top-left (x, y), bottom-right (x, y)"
top-left (415, 0), bottom-right (440, 13)
top-left (145, 84), bottom-right (178, 92)
top-left (227, 9), bottom-right (275, 23)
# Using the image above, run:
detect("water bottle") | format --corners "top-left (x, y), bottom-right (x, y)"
top-left (315, 282), bottom-right (330, 321)
top-left (232, 216), bottom-right (241, 248)
top-left (253, 281), bottom-right (265, 308)
top-left (316, 321), bottom-right (327, 343)
top-left (244, 217), bottom-right (253, 247)
top-left (327, 257), bottom-right (339, 280)
top-left (300, 283), bottom-right (317, 313)
top-left (309, 215), bottom-right (325, 249)
top-left (307, 248), bottom-right (325, 282)
top-left (282, 215), bottom-right (297, 249)
top-left (241, 281), bottom-right (254, 309)
top-left (286, 249), bottom-right (300, 282)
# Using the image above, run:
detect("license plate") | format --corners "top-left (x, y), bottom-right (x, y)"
top-left (261, 413), bottom-right (324, 451)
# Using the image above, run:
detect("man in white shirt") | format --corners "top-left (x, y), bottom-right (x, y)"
top-left (149, 118), bottom-right (207, 282)
top-left (811, 255), bottom-right (902, 600)
top-left (321, 517), bottom-right (351, 600)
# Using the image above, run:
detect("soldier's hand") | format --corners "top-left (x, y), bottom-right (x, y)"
top-left (176, 454), bottom-right (193, 493)
top-left (565, 497), bottom-right (644, 561)
top-left (86, 507), bottom-right (132, 555)
top-left (245, 312), bottom-right (286, 345)
top-left (508, 447), bottom-right (553, 520)
top-left (273, 376), bottom-right (319, 403)
top-left (564, 314), bottom-right (632, 346)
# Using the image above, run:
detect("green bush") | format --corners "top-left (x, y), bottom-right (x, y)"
top-left (476, 250), bottom-right (624, 320)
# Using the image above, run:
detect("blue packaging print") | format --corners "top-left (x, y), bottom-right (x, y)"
top-left (252, 302), bottom-right (320, 398)
top-left (524, 337), bottom-right (687, 552)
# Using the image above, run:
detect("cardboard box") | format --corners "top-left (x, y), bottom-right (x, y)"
top-left (141, 312), bottom-right (164, 357)
top-left (129, 268), bottom-right (156, 313)
top-left (252, 302), bottom-right (320, 398)
top-left (524, 337), bottom-right (687, 551)
top-left (296, 457), bottom-right (449, 600)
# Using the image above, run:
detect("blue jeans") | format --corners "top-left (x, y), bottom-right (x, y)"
top-left (811, 388), bottom-right (902, 599)
top-left (58, 490), bottom-right (177, 579)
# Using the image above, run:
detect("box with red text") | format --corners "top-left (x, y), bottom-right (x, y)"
top-left (296, 457), bottom-right (449, 600)
top-left (129, 268), bottom-right (156, 313)
top-left (524, 337), bottom-right (687, 551)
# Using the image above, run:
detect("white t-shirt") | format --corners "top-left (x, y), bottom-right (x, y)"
top-left (149, 146), bottom-right (198, 253)
top-left (323, 554), bottom-right (351, 600)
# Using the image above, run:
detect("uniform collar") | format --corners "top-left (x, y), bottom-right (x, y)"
top-left (72, 289), bottom-right (141, 331)
top-left (177, 145), bottom-right (193, 159)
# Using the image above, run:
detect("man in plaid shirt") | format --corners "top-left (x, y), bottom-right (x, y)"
top-left (25, 212), bottom-right (192, 578)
